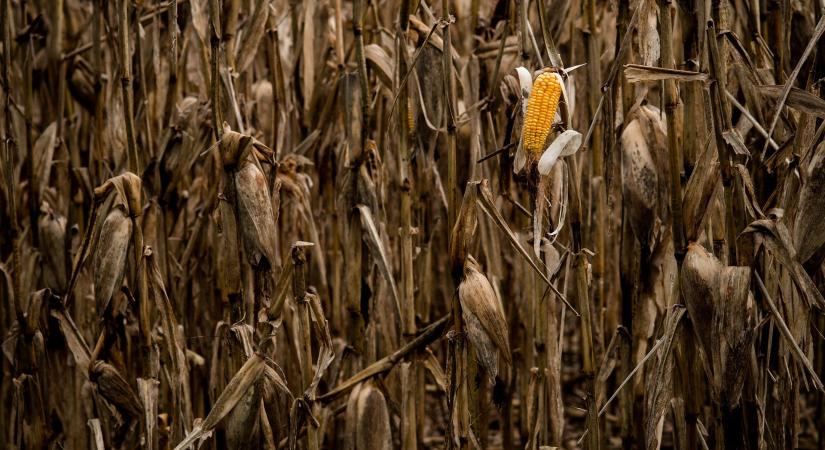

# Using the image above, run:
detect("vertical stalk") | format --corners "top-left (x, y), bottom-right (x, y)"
top-left (397, 3), bottom-right (418, 449)
top-left (24, 30), bottom-right (37, 248)
top-left (569, 154), bottom-right (600, 450)
top-left (442, 1), bottom-right (467, 447)
top-left (584, 0), bottom-right (605, 371)
top-left (1, 0), bottom-right (20, 307)
top-left (163, 0), bottom-right (179, 126)
top-left (660, 4), bottom-right (698, 450)
top-left (92, 0), bottom-right (104, 184)
top-left (292, 245), bottom-right (318, 450)
top-left (660, 0), bottom-right (686, 259)
top-left (118, 0), bottom-right (141, 172)
top-left (353, 0), bottom-right (370, 154)
top-left (209, 0), bottom-right (223, 139)
top-left (706, 20), bottom-right (736, 265)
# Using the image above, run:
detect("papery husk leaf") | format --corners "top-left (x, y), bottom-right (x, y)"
top-left (713, 266), bottom-right (754, 407)
top-left (537, 129), bottom-right (582, 176)
top-left (458, 257), bottom-right (511, 380)
top-left (234, 160), bottom-right (278, 268)
top-left (680, 243), bottom-right (722, 356)
top-left (91, 361), bottom-right (143, 419)
top-left (93, 207), bottom-right (132, 316)
top-left (346, 382), bottom-right (392, 450)
top-left (38, 207), bottom-right (68, 293)
top-left (621, 119), bottom-right (658, 249)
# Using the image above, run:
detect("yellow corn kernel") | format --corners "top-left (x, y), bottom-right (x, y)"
top-left (521, 72), bottom-right (562, 156)
top-left (407, 97), bottom-right (415, 135)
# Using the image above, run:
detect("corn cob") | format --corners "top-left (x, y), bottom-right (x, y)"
top-left (407, 96), bottom-right (415, 135)
top-left (522, 72), bottom-right (562, 155)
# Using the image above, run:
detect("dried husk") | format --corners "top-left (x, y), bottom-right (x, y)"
top-left (38, 207), bottom-right (68, 293)
top-left (712, 266), bottom-right (754, 407)
top-left (234, 159), bottom-right (278, 268)
top-left (68, 57), bottom-right (96, 111)
top-left (792, 142), bottom-right (825, 263)
top-left (224, 379), bottom-right (262, 449)
top-left (345, 382), bottom-right (392, 450)
top-left (458, 257), bottom-right (511, 382)
top-left (90, 361), bottom-right (143, 419)
top-left (621, 118), bottom-right (658, 249)
top-left (680, 243), bottom-right (722, 355)
top-left (175, 353), bottom-right (266, 450)
top-left (93, 206), bottom-right (132, 316)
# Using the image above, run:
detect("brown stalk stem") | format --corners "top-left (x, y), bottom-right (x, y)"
top-left (1, 0), bottom-right (20, 307)
top-left (569, 154), bottom-right (600, 449)
top-left (292, 245), bottom-right (318, 450)
top-left (585, 0), bottom-right (605, 375)
top-left (705, 21), bottom-right (736, 265)
top-left (442, 0), bottom-right (466, 447)
top-left (398, 4), bottom-right (418, 448)
top-left (24, 34), bottom-right (37, 248)
top-left (119, 0), bottom-right (141, 172)
top-left (209, 0), bottom-right (223, 139)
top-left (353, 0), bottom-right (370, 154)
top-left (660, 0), bottom-right (686, 259)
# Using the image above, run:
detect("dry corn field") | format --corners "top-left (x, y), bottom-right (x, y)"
top-left (4, 0), bottom-right (825, 449)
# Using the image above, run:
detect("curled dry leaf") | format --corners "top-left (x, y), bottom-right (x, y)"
top-left (537, 129), bottom-right (582, 176)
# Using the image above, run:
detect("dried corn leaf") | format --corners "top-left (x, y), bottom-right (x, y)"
top-left (644, 305), bottom-right (685, 450)
top-left (793, 144), bottom-right (825, 262)
top-left (624, 64), bottom-right (709, 83)
top-left (758, 85), bottom-right (825, 118)
top-left (174, 353), bottom-right (266, 450)
top-left (356, 204), bottom-right (401, 323)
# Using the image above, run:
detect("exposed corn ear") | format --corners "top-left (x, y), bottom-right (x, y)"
top-left (407, 96), bottom-right (415, 135)
top-left (93, 206), bottom-right (132, 316)
top-left (522, 72), bottom-right (562, 156)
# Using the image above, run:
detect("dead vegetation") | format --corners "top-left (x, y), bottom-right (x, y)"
top-left (2, 0), bottom-right (825, 449)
